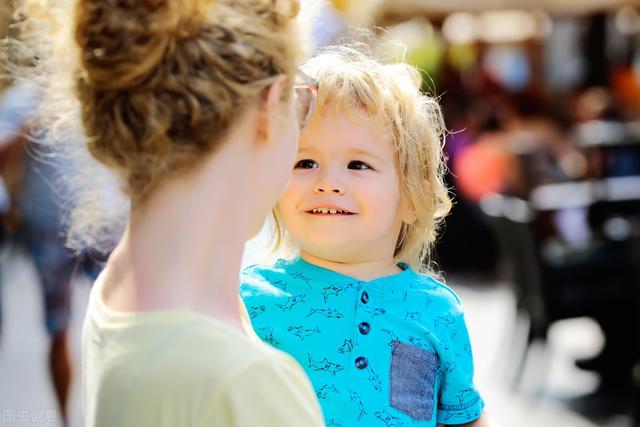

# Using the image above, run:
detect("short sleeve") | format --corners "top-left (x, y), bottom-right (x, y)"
top-left (436, 308), bottom-right (484, 425)
top-left (200, 354), bottom-right (325, 427)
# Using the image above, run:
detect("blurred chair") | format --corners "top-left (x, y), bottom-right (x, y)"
top-left (480, 191), bottom-right (638, 391)
top-left (631, 217), bottom-right (640, 427)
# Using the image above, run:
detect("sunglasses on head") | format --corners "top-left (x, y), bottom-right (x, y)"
top-left (293, 70), bottom-right (318, 130)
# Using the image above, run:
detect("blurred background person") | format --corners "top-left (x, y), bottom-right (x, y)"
top-left (0, 81), bottom-right (106, 426)
top-left (1, 6), bottom-right (105, 422)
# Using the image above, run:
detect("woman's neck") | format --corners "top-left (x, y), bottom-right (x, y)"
top-left (299, 251), bottom-right (401, 282)
top-left (101, 133), bottom-right (254, 330)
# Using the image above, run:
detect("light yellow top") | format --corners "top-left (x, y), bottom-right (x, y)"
top-left (82, 276), bottom-right (325, 427)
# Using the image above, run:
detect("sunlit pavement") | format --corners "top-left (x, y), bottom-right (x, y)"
top-left (453, 278), bottom-right (631, 427)
top-left (0, 242), bottom-right (632, 427)
top-left (0, 246), bottom-right (86, 427)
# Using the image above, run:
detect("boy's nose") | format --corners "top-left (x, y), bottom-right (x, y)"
top-left (313, 182), bottom-right (345, 195)
top-left (313, 166), bottom-right (346, 195)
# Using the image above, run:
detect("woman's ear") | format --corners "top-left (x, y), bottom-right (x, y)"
top-left (256, 74), bottom-right (287, 144)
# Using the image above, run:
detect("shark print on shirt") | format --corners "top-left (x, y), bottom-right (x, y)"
top-left (308, 353), bottom-right (344, 376)
top-left (277, 294), bottom-right (306, 311)
top-left (338, 339), bottom-right (354, 354)
top-left (248, 305), bottom-right (266, 319)
top-left (317, 384), bottom-right (341, 399)
top-left (307, 307), bottom-right (344, 319)
top-left (322, 285), bottom-right (343, 303)
top-left (288, 325), bottom-right (321, 341)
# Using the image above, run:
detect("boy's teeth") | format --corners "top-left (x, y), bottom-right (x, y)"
top-left (312, 208), bottom-right (346, 214)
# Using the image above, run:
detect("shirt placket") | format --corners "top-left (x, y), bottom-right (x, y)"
top-left (348, 285), bottom-right (382, 396)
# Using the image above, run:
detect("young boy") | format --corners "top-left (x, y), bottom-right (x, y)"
top-left (242, 44), bottom-right (493, 426)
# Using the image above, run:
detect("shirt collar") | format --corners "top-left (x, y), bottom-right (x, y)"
top-left (276, 257), bottom-right (417, 293)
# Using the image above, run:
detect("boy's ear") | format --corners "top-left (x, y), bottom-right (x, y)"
top-left (256, 74), bottom-right (287, 144)
top-left (401, 201), bottom-right (418, 225)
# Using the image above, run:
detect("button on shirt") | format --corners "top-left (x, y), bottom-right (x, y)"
top-left (240, 258), bottom-right (484, 426)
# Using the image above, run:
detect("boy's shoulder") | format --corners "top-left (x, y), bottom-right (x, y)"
top-left (240, 261), bottom-right (291, 296)
top-left (241, 259), bottom-right (290, 279)
top-left (405, 270), bottom-right (464, 312)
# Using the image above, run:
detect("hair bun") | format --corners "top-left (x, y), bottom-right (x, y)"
top-left (74, 0), bottom-right (204, 90)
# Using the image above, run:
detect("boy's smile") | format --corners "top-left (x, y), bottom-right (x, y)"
top-left (277, 108), bottom-right (412, 264)
top-left (306, 206), bottom-right (356, 215)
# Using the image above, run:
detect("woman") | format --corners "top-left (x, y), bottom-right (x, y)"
top-left (15, 0), bottom-right (324, 425)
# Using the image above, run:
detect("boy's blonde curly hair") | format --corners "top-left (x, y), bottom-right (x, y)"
top-left (273, 43), bottom-right (452, 273)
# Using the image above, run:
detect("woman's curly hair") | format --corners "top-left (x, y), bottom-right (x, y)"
top-left (74, 0), bottom-right (304, 201)
top-left (4, 0), bottom-right (316, 251)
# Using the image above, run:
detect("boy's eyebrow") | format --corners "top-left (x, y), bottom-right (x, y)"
top-left (347, 148), bottom-right (388, 164)
top-left (296, 146), bottom-right (390, 165)
top-left (298, 147), bottom-right (314, 153)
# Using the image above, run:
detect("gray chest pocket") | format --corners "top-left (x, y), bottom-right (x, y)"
top-left (389, 341), bottom-right (438, 421)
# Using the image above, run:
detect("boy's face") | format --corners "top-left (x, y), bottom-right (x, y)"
top-left (278, 108), bottom-right (409, 263)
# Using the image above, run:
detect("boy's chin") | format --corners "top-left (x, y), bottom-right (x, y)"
top-left (300, 243), bottom-right (364, 263)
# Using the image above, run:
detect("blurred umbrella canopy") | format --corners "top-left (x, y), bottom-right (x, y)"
top-left (380, 0), bottom-right (639, 16)
top-left (331, 0), bottom-right (640, 24)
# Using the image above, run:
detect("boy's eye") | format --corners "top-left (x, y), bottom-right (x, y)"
top-left (294, 159), bottom-right (318, 169)
top-left (348, 160), bottom-right (372, 170)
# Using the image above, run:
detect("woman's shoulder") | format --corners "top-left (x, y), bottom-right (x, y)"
top-left (83, 306), bottom-right (288, 398)
top-left (198, 340), bottom-right (324, 426)
top-left (163, 320), bottom-right (322, 423)
top-left (184, 322), bottom-right (316, 398)
top-left (166, 316), bottom-right (294, 381)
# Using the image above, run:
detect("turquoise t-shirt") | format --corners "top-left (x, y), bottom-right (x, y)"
top-left (240, 257), bottom-right (484, 426)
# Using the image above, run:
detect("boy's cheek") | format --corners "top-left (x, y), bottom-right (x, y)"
top-left (278, 187), bottom-right (299, 210)
top-left (276, 193), bottom-right (301, 226)
top-left (280, 177), bottom-right (310, 204)
top-left (278, 179), bottom-right (299, 201)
